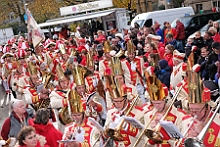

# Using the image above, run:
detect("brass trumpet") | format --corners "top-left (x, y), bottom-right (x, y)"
top-left (144, 85), bottom-right (183, 144)
top-left (184, 102), bottom-right (220, 147)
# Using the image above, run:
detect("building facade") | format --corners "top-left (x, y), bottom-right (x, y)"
top-left (184, 0), bottom-right (220, 13)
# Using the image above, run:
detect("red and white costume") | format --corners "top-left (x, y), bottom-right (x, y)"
top-left (61, 117), bottom-right (102, 147)
top-left (170, 50), bottom-right (185, 90)
top-left (105, 103), bottom-right (147, 147)
top-left (144, 106), bottom-right (187, 147)
top-left (182, 112), bottom-right (220, 147)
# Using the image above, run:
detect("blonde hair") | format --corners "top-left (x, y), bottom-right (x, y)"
top-left (208, 27), bottom-right (217, 34)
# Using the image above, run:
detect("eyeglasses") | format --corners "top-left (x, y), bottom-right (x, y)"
top-left (71, 114), bottom-right (82, 117)
top-left (189, 105), bottom-right (206, 114)
top-left (112, 98), bottom-right (125, 104)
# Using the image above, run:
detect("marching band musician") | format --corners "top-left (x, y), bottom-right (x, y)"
top-left (121, 40), bottom-right (146, 104)
top-left (83, 51), bottom-right (107, 125)
top-left (109, 56), bottom-right (141, 107)
top-left (60, 90), bottom-right (103, 147)
top-left (72, 65), bottom-right (103, 121)
top-left (49, 63), bottom-right (71, 131)
top-left (23, 60), bottom-right (51, 112)
top-left (170, 50), bottom-right (185, 90)
top-left (98, 41), bottom-right (113, 108)
top-left (104, 61), bottom-right (147, 147)
top-left (181, 64), bottom-right (220, 147)
top-left (1, 52), bottom-right (16, 94)
top-left (11, 49), bottom-right (29, 102)
top-left (143, 74), bottom-right (187, 147)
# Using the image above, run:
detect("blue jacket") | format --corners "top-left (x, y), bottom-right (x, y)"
top-left (157, 60), bottom-right (171, 89)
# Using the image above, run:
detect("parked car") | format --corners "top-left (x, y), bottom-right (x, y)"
top-left (131, 7), bottom-right (194, 28)
top-left (188, 19), bottom-right (220, 39)
top-left (171, 12), bottom-right (220, 38)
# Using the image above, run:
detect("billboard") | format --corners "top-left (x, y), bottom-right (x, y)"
top-left (60, 0), bottom-right (113, 16)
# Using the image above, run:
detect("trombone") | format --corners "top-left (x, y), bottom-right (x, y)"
top-left (175, 115), bottom-right (197, 147)
top-left (133, 109), bottom-right (157, 147)
top-left (104, 95), bottom-right (140, 145)
top-left (184, 101), bottom-right (220, 147)
top-left (143, 85), bottom-right (183, 145)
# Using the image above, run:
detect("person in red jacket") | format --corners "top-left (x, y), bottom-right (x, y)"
top-left (16, 126), bottom-right (50, 147)
top-left (28, 108), bottom-right (63, 147)
top-left (164, 44), bottom-right (175, 69)
top-left (175, 19), bottom-right (185, 44)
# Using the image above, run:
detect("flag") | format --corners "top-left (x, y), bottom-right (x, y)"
top-left (26, 9), bottom-right (45, 48)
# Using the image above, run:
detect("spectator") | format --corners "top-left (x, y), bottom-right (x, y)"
top-left (209, 27), bottom-right (217, 36)
top-left (206, 19), bottom-right (213, 31)
top-left (205, 42), bottom-right (220, 80)
top-left (147, 53), bottom-right (160, 76)
top-left (213, 21), bottom-right (220, 33)
top-left (153, 21), bottom-right (164, 43)
top-left (147, 34), bottom-right (165, 59)
top-left (191, 31), bottom-right (204, 49)
top-left (144, 42), bottom-right (158, 60)
top-left (1, 100), bottom-right (34, 140)
top-left (203, 31), bottom-right (214, 52)
top-left (28, 108), bottom-right (63, 147)
top-left (115, 33), bottom-right (125, 50)
top-left (16, 126), bottom-right (49, 147)
top-left (185, 38), bottom-right (193, 58)
top-left (175, 19), bottom-right (185, 45)
top-left (164, 22), bottom-right (177, 44)
top-left (164, 44), bottom-right (175, 69)
top-left (95, 30), bottom-right (106, 43)
top-left (158, 59), bottom-right (171, 89)
top-left (197, 47), bottom-right (209, 80)
top-left (166, 33), bottom-right (184, 53)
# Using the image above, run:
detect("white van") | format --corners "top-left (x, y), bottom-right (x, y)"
top-left (131, 7), bottom-right (195, 28)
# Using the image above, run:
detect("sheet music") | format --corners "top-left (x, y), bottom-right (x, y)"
top-left (122, 116), bottom-right (144, 129)
top-left (159, 120), bottom-right (183, 139)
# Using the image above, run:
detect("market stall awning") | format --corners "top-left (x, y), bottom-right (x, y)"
top-left (38, 10), bottom-right (115, 28)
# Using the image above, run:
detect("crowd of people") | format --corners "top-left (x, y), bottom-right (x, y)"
top-left (0, 17), bottom-right (219, 147)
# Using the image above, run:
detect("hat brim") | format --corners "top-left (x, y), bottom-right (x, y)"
top-left (1, 53), bottom-right (14, 59)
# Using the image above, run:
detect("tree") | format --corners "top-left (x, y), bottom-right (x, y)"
top-left (0, 0), bottom-right (26, 24)
top-left (28, 0), bottom-right (63, 23)
top-left (113, 0), bottom-right (136, 10)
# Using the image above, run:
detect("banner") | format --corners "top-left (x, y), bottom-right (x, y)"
top-left (26, 9), bottom-right (45, 48)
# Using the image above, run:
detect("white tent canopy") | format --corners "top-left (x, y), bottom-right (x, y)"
top-left (37, 9), bottom-right (117, 28)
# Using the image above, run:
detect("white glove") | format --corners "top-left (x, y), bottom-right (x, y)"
top-left (0, 140), bottom-right (6, 145)
top-left (109, 50), bottom-right (116, 57)
top-left (0, 59), bottom-right (4, 64)
top-left (131, 62), bottom-right (136, 71)
top-left (8, 63), bottom-right (12, 69)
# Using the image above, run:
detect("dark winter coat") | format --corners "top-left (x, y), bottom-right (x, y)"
top-left (157, 59), bottom-right (171, 89)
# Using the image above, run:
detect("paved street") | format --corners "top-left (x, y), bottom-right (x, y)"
top-left (0, 85), bottom-right (10, 128)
